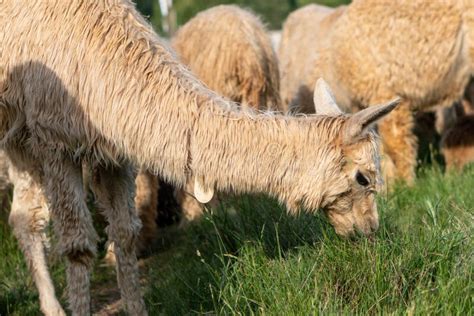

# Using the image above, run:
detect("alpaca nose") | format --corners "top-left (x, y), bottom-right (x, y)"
top-left (369, 218), bottom-right (379, 233)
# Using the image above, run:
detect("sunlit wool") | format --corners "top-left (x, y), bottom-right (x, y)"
top-left (1, 0), bottom-right (396, 314)
top-left (279, 0), bottom-right (474, 183)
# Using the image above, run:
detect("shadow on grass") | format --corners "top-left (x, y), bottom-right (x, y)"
top-left (143, 194), bottom-right (341, 314)
top-left (143, 166), bottom-right (473, 314)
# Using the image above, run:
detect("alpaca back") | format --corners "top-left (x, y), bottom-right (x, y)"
top-left (329, 0), bottom-right (470, 109)
top-left (172, 5), bottom-right (281, 111)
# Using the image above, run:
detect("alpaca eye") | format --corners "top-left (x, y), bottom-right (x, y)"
top-left (356, 171), bottom-right (369, 186)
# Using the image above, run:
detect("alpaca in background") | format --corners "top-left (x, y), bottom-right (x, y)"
top-left (279, 0), bottom-right (474, 183)
top-left (279, 4), bottom-right (346, 112)
top-left (172, 5), bottom-right (281, 111)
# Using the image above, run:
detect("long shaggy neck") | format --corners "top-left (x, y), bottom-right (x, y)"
top-left (191, 104), bottom-right (346, 210)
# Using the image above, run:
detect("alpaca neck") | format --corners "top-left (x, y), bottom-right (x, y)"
top-left (191, 105), bottom-right (344, 210)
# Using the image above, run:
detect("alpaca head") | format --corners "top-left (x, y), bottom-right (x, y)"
top-left (193, 78), bottom-right (398, 238)
top-left (310, 79), bottom-right (400, 237)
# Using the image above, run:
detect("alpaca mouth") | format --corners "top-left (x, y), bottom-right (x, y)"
top-left (336, 222), bottom-right (377, 239)
top-left (344, 227), bottom-right (377, 241)
top-left (354, 223), bottom-right (378, 239)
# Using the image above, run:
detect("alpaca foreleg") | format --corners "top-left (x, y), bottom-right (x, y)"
top-left (134, 169), bottom-right (158, 254)
top-left (103, 169), bottom-right (158, 266)
top-left (176, 179), bottom-right (221, 227)
top-left (91, 164), bottom-right (147, 315)
top-left (377, 100), bottom-right (417, 184)
top-left (42, 156), bottom-right (97, 316)
top-left (175, 180), bottom-right (204, 227)
top-left (8, 167), bottom-right (65, 316)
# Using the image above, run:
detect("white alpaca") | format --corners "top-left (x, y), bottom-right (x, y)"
top-left (1, 1), bottom-right (398, 314)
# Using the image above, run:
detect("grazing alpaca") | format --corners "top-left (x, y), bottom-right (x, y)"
top-left (1, 0), bottom-right (397, 314)
top-left (102, 168), bottom-right (159, 265)
top-left (169, 5), bottom-right (282, 224)
top-left (280, 0), bottom-right (474, 183)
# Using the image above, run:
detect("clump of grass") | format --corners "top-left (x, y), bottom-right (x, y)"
top-left (145, 166), bottom-right (473, 314)
top-left (0, 166), bottom-right (472, 314)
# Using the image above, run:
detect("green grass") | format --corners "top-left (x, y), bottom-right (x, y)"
top-left (0, 166), bottom-right (473, 315)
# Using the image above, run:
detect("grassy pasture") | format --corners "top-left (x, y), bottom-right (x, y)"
top-left (0, 165), bottom-right (473, 315)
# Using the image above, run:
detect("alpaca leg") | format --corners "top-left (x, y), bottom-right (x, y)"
top-left (176, 179), bottom-right (220, 227)
top-left (8, 168), bottom-right (65, 316)
top-left (175, 180), bottom-right (204, 227)
top-left (103, 169), bottom-right (158, 266)
top-left (42, 157), bottom-right (97, 316)
top-left (377, 101), bottom-right (417, 184)
top-left (134, 169), bottom-right (158, 253)
top-left (91, 165), bottom-right (147, 315)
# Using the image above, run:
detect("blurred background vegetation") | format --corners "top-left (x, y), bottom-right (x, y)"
top-left (135, 0), bottom-right (351, 34)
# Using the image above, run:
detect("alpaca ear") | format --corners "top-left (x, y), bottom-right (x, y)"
top-left (344, 98), bottom-right (401, 144)
top-left (313, 78), bottom-right (343, 115)
top-left (194, 178), bottom-right (214, 203)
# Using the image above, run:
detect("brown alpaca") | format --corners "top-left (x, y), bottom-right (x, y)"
top-left (436, 78), bottom-right (474, 134)
top-left (169, 5), bottom-right (282, 224)
top-left (280, 0), bottom-right (474, 183)
top-left (1, 0), bottom-right (397, 314)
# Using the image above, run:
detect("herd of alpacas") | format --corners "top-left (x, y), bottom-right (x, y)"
top-left (0, 0), bottom-right (473, 315)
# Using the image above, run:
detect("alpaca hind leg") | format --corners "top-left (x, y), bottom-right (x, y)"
top-left (103, 169), bottom-right (158, 266)
top-left (377, 100), bottom-right (417, 185)
top-left (42, 156), bottom-right (97, 316)
top-left (91, 164), bottom-right (147, 315)
top-left (8, 167), bottom-right (65, 316)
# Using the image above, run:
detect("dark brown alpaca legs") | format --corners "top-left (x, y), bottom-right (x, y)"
top-left (91, 165), bottom-right (147, 315)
